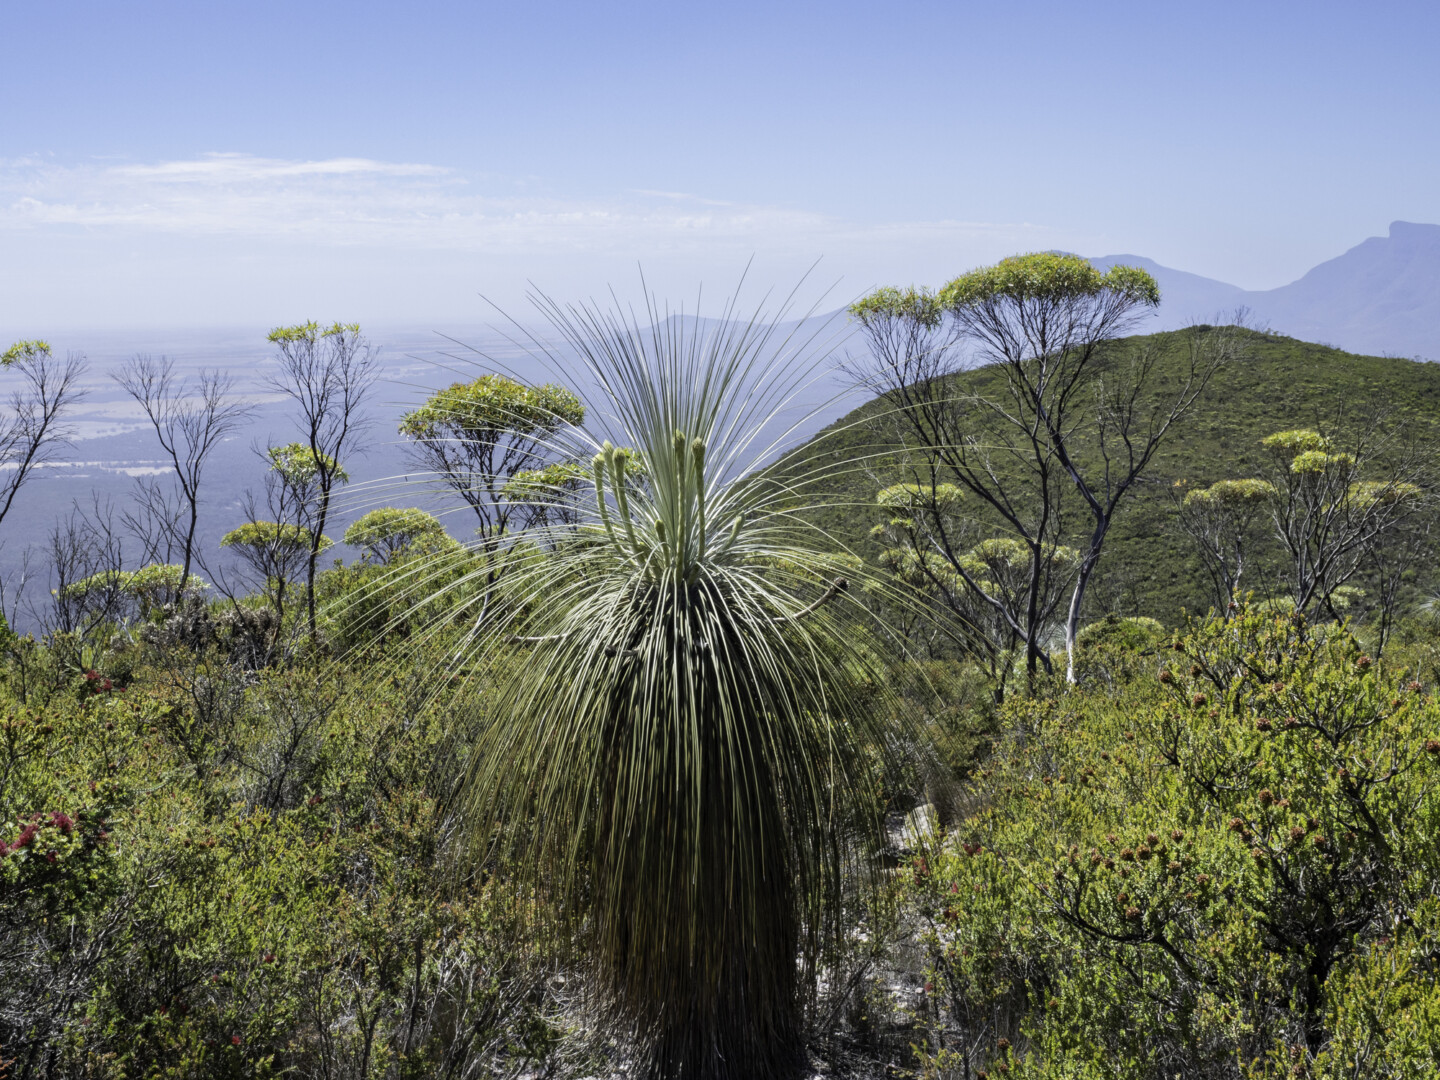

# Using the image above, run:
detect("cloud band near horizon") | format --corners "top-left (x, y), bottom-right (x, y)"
top-left (1, 152), bottom-right (1053, 255)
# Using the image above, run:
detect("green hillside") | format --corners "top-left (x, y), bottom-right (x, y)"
top-left (777, 327), bottom-right (1440, 625)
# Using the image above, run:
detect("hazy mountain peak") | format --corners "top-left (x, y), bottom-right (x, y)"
top-left (1089, 222), bottom-right (1440, 359)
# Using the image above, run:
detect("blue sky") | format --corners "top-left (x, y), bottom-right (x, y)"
top-left (3, 0), bottom-right (1437, 329)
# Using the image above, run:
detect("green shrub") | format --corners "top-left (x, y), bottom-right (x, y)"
top-left (900, 604), bottom-right (1440, 1077)
top-left (0, 642), bottom-right (566, 1077)
top-left (1075, 613), bottom-right (1165, 652)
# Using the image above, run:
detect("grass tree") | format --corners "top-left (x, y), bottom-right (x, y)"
top-left (445, 294), bottom-right (906, 1079)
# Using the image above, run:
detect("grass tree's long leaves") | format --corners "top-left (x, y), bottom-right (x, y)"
top-left (399, 288), bottom-right (921, 1080)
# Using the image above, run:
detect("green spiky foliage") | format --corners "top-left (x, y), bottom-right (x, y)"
top-left (455, 296), bottom-right (907, 1080)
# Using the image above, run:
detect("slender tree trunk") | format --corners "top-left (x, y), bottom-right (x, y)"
top-left (1065, 518), bottom-right (1111, 684)
top-left (1025, 545), bottom-right (1043, 678)
top-left (182, 499), bottom-right (199, 596)
top-left (305, 482), bottom-right (330, 641)
top-left (1227, 536), bottom-right (1245, 617)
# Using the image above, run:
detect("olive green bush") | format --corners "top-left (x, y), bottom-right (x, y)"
top-left (899, 606), bottom-right (1440, 1078)
top-left (0, 635), bottom-right (567, 1079)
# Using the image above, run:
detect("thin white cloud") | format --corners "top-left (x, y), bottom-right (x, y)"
top-left (0, 152), bottom-right (1054, 259)
top-left (113, 153), bottom-right (450, 182)
top-left (629, 188), bottom-right (736, 207)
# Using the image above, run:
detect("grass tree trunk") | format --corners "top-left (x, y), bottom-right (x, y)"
top-left (590, 584), bottom-right (806, 1080)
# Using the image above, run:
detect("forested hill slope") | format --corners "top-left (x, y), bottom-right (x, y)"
top-left (778, 327), bottom-right (1440, 623)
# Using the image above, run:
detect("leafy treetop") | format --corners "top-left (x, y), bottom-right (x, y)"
top-left (1261, 428), bottom-right (1331, 456)
top-left (2, 340), bottom-right (52, 366)
top-left (266, 322), bottom-right (361, 345)
top-left (267, 442), bottom-right (348, 486)
top-left (1182, 478), bottom-right (1278, 509)
top-left (847, 286), bottom-right (943, 329)
top-left (342, 507), bottom-right (454, 563)
top-left (938, 252), bottom-right (1160, 308)
top-left (398, 376), bottom-right (584, 442)
top-left (500, 462), bottom-right (590, 501)
top-left (221, 520), bottom-right (329, 555)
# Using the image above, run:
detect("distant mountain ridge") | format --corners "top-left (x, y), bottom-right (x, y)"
top-left (1090, 221), bottom-right (1440, 360)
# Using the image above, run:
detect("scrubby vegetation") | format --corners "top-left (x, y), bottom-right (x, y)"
top-left (0, 623), bottom-right (570, 1077)
top-left (5, 266), bottom-right (1440, 1078)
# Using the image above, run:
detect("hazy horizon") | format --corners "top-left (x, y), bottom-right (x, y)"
top-left (5, 0), bottom-right (1439, 331)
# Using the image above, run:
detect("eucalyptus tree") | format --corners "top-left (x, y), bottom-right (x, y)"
top-left (1243, 428), bottom-right (1422, 618)
top-left (870, 480), bottom-right (1076, 694)
top-left (267, 322), bottom-right (378, 639)
top-left (444, 294), bottom-right (907, 1079)
top-left (1174, 426), bottom-right (1426, 623)
top-left (44, 501), bottom-right (126, 637)
top-left (1176, 477), bottom-right (1278, 615)
top-left (0, 340), bottom-right (87, 530)
top-left (219, 520), bottom-right (325, 628)
top-left (216, 442), bottom-right (345, 635)
top-left (849, 254), bottom-right (1227, 683)
top-left (1260, 428), bottom-right (1428, 616)
top-left (398, 374), bottom-right (585, 545)
top-left (114, 354), bottom-right (255, 592)
top-left (342, 507), bottom-right (453, 564)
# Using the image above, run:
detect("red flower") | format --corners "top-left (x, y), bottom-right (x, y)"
top-left (231, 1035), bottom-right (241, 1046)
